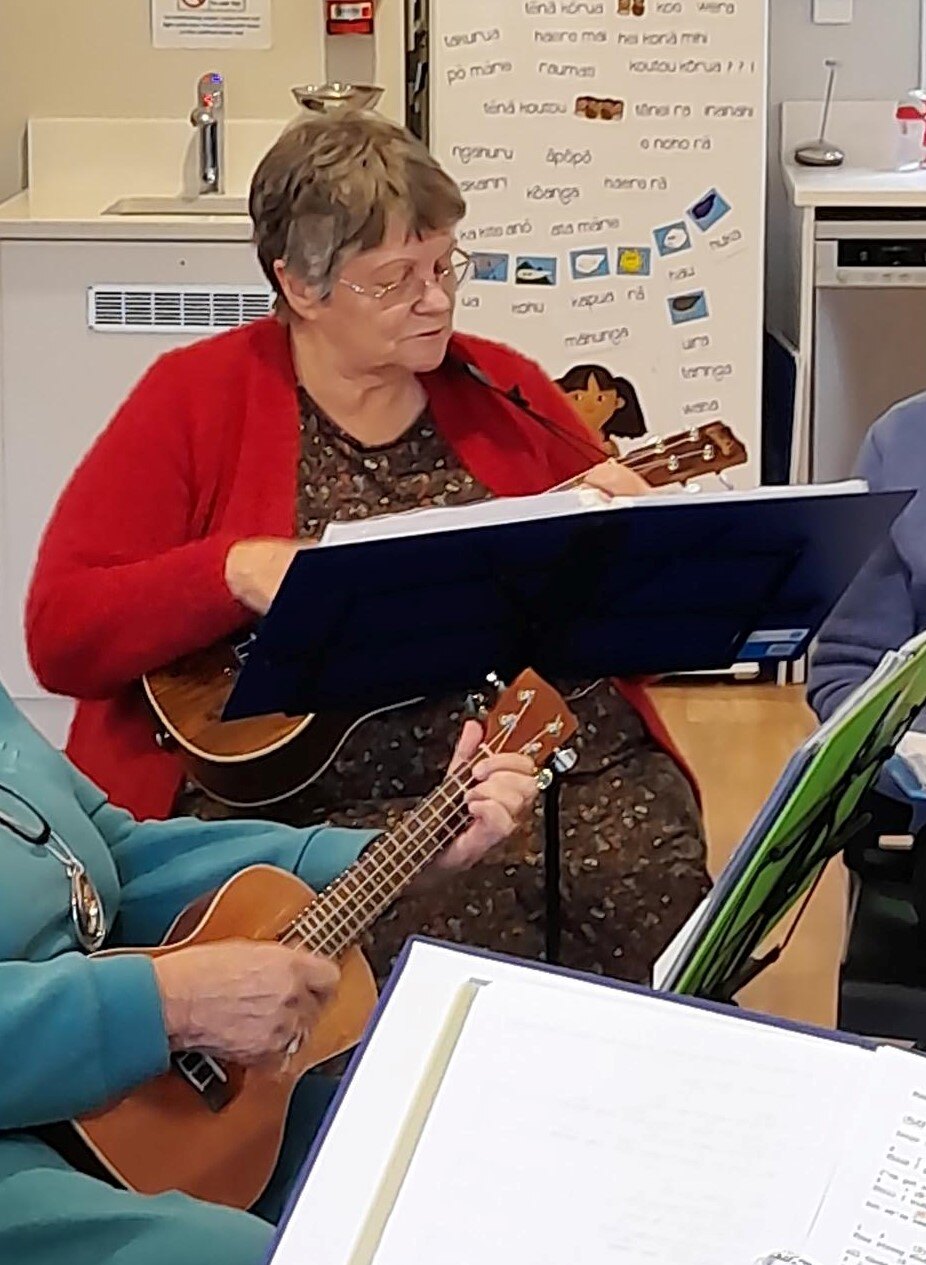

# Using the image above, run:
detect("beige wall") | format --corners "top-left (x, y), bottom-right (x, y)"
top-left (0, 0), bottom-right (404, 201)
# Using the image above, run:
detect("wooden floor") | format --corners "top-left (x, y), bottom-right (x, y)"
top-left (651, 681), bottom-right (845, 1029)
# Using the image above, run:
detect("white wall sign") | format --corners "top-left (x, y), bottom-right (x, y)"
top-left (431, 0), bottom-right (768, 487)
top-left (151, 0), bottom-right (272, 50)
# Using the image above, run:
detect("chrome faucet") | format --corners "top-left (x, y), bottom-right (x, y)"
top-left (190, 72), bottom-right (225, 195)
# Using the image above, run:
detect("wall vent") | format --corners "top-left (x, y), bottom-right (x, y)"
top-left (87, 285), bottom-right (274, 333)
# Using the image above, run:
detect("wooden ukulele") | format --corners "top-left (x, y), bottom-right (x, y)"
top-left (143, 420), bottom-right (746, 806)
top-left (74, 670), bottom-right (577, 1209)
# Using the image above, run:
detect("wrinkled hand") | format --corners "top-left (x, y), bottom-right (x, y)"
top-left (153, 939), bottom-right (340, 1065)
top-left (224, 537), bottom-right (313, 616)
top-left (581, 458), bottom-right (650, 499)
top-left (417, 721), bottom-right (539, 888)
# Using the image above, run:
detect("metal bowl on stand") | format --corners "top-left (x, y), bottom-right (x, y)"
top-left (291, 82), bottom-right (384, 114)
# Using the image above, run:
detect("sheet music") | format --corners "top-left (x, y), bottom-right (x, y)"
top-left (651, 894), bottom-right (711, 990)
top-left (802, 1046), bottom-right (926, 1265)
top-left (318, 486), bottom-right (614, 547)
top-left (317, 479), bottom-right (867, 549)
top-left (364, 979), bottom-right (871, 1265)
top-left (895, 732), bottom-right (926, 792)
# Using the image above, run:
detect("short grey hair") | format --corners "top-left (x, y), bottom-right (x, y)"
top-left (249, 110), bottom-right (467, 305)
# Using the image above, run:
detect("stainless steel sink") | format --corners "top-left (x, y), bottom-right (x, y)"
top-left (103, 194), bottom-right (249, 217)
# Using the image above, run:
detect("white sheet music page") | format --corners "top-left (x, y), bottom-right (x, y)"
top-left (366, 979), bottom-right (869, 1265)
top-left (317, 480), bottom-right (868, 549)
top-left (317, 486), bottom-right (614, 547)
top-left (801, 1045), bottom-right (926, 1264)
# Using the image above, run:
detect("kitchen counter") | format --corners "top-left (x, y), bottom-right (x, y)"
top-left (0, 118), bottom-right (291, 241)
top-left (0, 190), bottom-right (256, 241)
top-left (781, 100), bottom-right (926, 212)
top-left (784, 162), bottom-right (926, 210)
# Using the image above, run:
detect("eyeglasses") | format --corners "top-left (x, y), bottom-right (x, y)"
top-left (0, 782), bottom-right (108, 951)
top-left (339, 247), bottom-right (473, 308)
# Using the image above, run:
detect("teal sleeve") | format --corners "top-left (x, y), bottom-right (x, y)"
top-left (0, 954), bottom-right (168, 1129)
top-left (68, 766), bottom-right (377, 946)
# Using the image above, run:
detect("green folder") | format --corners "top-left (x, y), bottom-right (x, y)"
top-left (659, 631), bottom-right (926, 1001)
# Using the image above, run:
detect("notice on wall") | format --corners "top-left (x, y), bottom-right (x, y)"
top-left (431, 0), bottom-right (767, 487)
top-left (151, 0), bottom-right (272, 50)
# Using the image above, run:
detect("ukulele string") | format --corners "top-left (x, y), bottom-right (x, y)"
top-left (279, 786), bottom-right (484, 953)
top-left (270, 738), bottom-right (495, 946)
top-left (278, 715), bottom-right (528, 951)
top-left (276, 729), bottom-right (510, 951)
top-left (549, 429), bottom-right (715, 492)
top-left (279, 780), bottom-right (477, 952)
top-left (279, 717), bottom-right (555, 956)
top-left (298, 789), bottom-right (488, 956)
top-left (295, 796), bottom-right (476, 959)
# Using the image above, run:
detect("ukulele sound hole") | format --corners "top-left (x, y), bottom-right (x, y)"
top-left (172, 1052), bottom-right (233, 1113)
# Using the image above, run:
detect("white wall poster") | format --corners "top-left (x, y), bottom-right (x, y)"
top-left (431, 0), bottom-right (767, 486)
top-left (151, 0), bottom-right (272, 50)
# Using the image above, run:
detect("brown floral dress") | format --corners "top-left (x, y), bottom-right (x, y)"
top-left (177, 389), bottom-right (711, 985)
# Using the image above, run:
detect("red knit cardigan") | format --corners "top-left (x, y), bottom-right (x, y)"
top-left (26, 317), bottom-right (696, 819)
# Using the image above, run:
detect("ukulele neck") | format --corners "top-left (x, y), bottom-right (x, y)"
top-left (282, 772), bottom-right (472, 957)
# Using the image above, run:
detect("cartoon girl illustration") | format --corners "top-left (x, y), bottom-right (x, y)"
top-left (556, 364), bottom-right (648, 447)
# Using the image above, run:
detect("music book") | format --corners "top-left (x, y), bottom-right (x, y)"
top-left (654, 628), bottom-right (926, 999)
top-left (266, 939), bottom-right (926, 1265)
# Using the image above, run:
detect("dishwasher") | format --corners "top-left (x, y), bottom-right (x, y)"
top-left (813, 210), bottom-right (926, 482)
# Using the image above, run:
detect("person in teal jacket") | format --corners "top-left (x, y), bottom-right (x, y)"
top-left (0, 680), bottom-right (536, 1265)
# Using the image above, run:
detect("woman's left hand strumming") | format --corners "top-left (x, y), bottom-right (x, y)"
top-left (417, 720), bottom-right (539, 887)
top-left (581, 458), bottom-right (650, 498)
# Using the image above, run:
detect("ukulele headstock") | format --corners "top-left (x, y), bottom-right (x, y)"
top-left (482, 670), bottom-right (579, 768)
top-left (626, 421), bottom-right (747, 488)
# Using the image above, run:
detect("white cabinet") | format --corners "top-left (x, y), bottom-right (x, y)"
top-left (0, 238), bottom-right (267, 742)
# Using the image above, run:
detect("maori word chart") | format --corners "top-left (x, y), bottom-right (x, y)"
top-left (431, 0), bottom-right (767, 484)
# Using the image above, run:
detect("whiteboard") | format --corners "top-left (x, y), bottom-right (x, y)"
top-left (430, 0), bottom-right (768, 486)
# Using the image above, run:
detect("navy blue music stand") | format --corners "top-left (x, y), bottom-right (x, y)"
top-left (223, 487), bottom-right (911, 963)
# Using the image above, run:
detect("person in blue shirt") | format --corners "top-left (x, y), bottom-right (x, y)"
top-left (809, 392), bottom-right (926, 894)
top-left (0, 679), bottom-right (537, 1265)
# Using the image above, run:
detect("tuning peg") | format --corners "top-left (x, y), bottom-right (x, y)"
top-left (552, 747), bottom-right (578, 774)
top-left (536, 768), bottom-right (555, 791)
top-left (464, 692), bottom-right (489, 722)
top-left (485, 670), bottom-right (506, 694)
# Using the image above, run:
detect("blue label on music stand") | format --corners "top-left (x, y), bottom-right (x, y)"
top-left (737, 628), bottom-right (810, 661)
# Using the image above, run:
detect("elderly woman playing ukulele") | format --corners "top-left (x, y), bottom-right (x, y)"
top-left (28, 111), bottom-right (709, 996)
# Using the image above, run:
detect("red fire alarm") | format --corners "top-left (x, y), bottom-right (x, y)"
top-left (326, 1), bottom-right (374, 34)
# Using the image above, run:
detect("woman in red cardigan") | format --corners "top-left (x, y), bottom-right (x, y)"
top-left (27, 111), bottom-right (710, 984)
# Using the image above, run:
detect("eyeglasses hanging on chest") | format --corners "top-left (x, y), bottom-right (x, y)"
top-left (0, 783), bottom-right (107, 951)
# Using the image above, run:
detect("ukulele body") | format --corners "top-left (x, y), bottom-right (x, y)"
top-left (72, 669), bottom-right (579, 1210)
top-left (143, 642), bottom-right (357, 807)
top-left (73, 865), bottom-right (377, 1210)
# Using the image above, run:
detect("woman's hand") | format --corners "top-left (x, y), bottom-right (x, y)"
top-left (581, 458), bottom-right (650, 499)
top-left (153, 940), bottom-right (339, 1065)
top-left (417, 720), bottom-right (540, 888)
top-left (224, 538), bottom-right (311, 615)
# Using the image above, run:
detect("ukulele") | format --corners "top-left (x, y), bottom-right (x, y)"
top-left (74, 670), bottom-right (577, 1209)
top-left (143, 420), bottom-right (746, 806)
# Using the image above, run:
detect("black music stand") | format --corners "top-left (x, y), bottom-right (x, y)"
top-left (224, 488), bottom-right (910, 964)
